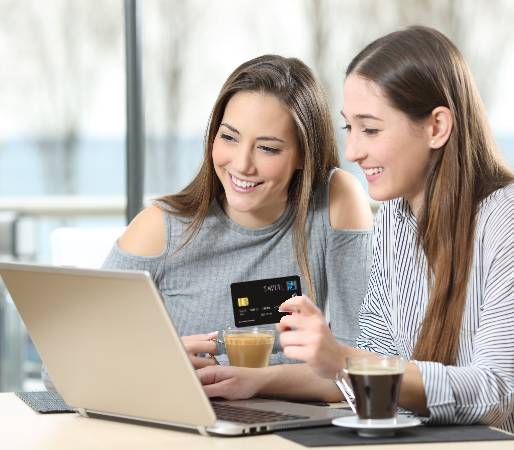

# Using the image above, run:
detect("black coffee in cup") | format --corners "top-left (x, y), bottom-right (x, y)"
top-left (348, 368), bottom-right (403, 419)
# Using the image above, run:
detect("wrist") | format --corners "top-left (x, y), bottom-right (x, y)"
top-left (252, 366), bottom-right (276, 395)
top-left (336, 342), bottom-right (350, 371)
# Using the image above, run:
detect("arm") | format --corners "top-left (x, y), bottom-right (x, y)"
top-left (197, 363), bottom-right (344, 402)
top-left (102, 205), bottom-right (167, 276)
top-left (112, 204), bottom-right (166, 258)
top-left (328, 169), bottom-right (373, 231)
top-left (355, 207), bottom-right (399, 356)
top-left (412, 202), bottom-right (514, 426)
top-left (326, 170), bottom-right (373, 346)
top-left (278, 295), bottom-right (428, 415)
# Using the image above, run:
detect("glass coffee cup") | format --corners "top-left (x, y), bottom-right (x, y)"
top-left (343, 355), bottom-right (406, 420)
top-left (223, 327), bottom-right (275, 368)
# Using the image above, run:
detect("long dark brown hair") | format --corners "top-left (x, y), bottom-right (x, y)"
top-left (159, 55), bottom-right (339, 302)
top-left (347, 26), bottom-right (513, 364)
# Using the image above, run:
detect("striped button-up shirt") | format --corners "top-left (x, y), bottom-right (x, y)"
top-left (357, 183), bottom-right (514, 433)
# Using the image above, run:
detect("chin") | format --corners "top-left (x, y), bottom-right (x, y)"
top-left (368, 189), bottom-right (396, 203)
top-left (225, 198), bottom-right (256, 213)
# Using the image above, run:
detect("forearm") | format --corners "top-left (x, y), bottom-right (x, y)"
top-left (399, 362), bottom-right (428, 416)
top-left (257, 344), bottom-right (375, 402)
top-left (257, 364), bottom-right (344, 402)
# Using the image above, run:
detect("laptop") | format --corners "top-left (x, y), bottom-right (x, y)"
top-left (0, 262), bottom-right (350, 436)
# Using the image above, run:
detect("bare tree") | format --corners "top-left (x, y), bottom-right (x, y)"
top-left (387, 0), bottom-right (514, 104)
top-left (303, 0), bottom-right (514, 109)
top-left (144, 0), bottom-right (203, 194)
top-left (1, 0), bottom-right (121, 194)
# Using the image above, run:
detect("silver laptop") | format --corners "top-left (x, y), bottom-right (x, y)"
top-left (0, 262), bottom-right (350, 436)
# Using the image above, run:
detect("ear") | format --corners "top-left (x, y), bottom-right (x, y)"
top-left (428, 106), bottom-right (453, 149)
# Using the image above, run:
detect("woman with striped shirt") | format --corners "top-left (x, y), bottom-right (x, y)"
top-left (199, 26), bottom-right (514, 432)
top-left (277, 26), bottom-right (514, 432)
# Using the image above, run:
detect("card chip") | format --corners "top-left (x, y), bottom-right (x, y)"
top-left (237, 297), bottom-right (249, 307)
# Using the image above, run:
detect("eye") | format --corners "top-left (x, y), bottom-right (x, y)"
top-left (341, 124), bottom-right (351, 132)
top-left (220, 133), bottom-right (236, 142)
top-left (362, 128), bottom-right (380, 135)
top-left (258, 145), bottom-right (281, 155)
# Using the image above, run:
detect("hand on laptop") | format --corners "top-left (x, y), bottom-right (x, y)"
top-left (196, 365), bottom-right (264, 400)
top-left (277, 295), bottom-right (346, 379)
top-left (181, 331), bottom-right (219, 369)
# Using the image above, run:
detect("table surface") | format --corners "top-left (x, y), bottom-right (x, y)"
top-left (1, 393), bottom-right (513, 450)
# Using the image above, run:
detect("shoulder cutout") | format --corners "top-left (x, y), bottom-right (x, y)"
top-left (329, 169), bottom-right (373, 230)
top-left (118, 205), bottom-right (167, 256)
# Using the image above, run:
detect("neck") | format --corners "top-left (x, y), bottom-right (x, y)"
top-left (222, 198), bottom-right (288, 228)
top-left (406, 189), bottom-right (425, 220)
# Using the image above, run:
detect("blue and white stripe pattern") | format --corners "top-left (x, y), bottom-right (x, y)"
top-left (357, 183), bottom-right (514, 433)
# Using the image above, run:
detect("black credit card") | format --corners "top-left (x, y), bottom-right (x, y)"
top-left (231, 275), bottom-right (302, 327)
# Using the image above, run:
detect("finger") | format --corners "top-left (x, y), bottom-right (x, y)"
top-left (281, 345), bottom-right (311, 363)
top-left (277, 312), bottom-right (315, 332)
top-left (203, 378), bottom-right (236, 399)
top-left (182, 331), bottom-right (218, 343)
top-left (190, 355), bottom-right (216, 369)
top-left (277, 313), bottom-right (302, 331)
top-left (196, 365), bottom-right (219, 384)
top-left (279, 329), bottom-right (311, 348)
top-left (278, 295), bottom-right (320, 315)
top-left (183, 340), bottom-right (217, 355)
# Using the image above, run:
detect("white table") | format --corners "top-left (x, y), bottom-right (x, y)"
top-left (1, 393), bottom-right (512, 450)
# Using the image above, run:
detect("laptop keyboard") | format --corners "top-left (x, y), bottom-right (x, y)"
top-left (212, 402), bottom-right (309, 424)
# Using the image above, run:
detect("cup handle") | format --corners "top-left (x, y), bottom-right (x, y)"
top-left (335, 368), bottom-right (356, 414)
top-left (215, 335), bottom-right (226, 354)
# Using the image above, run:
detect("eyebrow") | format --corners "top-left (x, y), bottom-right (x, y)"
top-left (339, 111), bottom-right (383, 121)
top-left (220, 122), bottom-right (285, 143)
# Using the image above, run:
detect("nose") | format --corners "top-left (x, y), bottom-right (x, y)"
top-left (232, 144), bottom-right (256, 175)
top-left (344, 135), bottom-right (365, 163)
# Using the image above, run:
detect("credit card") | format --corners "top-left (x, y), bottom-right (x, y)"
top-left (231, 275), bottom-right (302, 327)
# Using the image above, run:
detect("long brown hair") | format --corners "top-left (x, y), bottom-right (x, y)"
top-left (160, 55), bottom-right (339, 301)
top-left (347, 26), bottom-right (513, 364)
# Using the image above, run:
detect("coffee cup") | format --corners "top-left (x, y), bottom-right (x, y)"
top-left (345, 355), bottom-right (406, 420)
top-left (223, 327), bottom-right (275, 368)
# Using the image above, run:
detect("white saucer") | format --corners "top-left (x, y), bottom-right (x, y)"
top-left (332, 415), bottom-right (422, 437)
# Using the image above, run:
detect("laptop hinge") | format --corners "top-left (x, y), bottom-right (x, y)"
top-left (197, 426), bottom-right (208, 436)
top-left (76, 408), bottom-right (89, 418)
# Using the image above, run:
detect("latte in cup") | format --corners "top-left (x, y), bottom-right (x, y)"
top-left (224, 328), bottom-right (275, 368)
top-left (346, 356), bottom-right (405, 420)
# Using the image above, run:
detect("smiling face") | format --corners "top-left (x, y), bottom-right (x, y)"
top-left (342, 74), bottom-right (435, 215)
top-left (212, 91), bottom-right (301, 228)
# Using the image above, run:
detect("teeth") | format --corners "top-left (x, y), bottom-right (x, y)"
top-left (231, 175), bottom-right (259, 188)
top-left (363, 167), bottom-right (383, 176)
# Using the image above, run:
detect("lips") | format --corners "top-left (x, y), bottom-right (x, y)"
top-left (361, 166), bottom-right (384, 184)
top-left (229, 173), bottom-right (264, 192)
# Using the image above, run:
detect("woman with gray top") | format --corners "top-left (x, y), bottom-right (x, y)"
top-left (102, 55), bottom-right (372, 371)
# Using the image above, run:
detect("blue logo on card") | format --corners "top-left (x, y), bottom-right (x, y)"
top-left (286, 280), bottom-right (297, 291)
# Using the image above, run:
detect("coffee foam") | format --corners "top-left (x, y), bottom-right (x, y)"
top-left (224, 333), bottom-right (274, 346)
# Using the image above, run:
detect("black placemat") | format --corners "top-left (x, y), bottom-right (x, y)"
top-left (277, 424), bottom-right (514, 447)
top-left (15, 391), bottom-right (75, 414)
